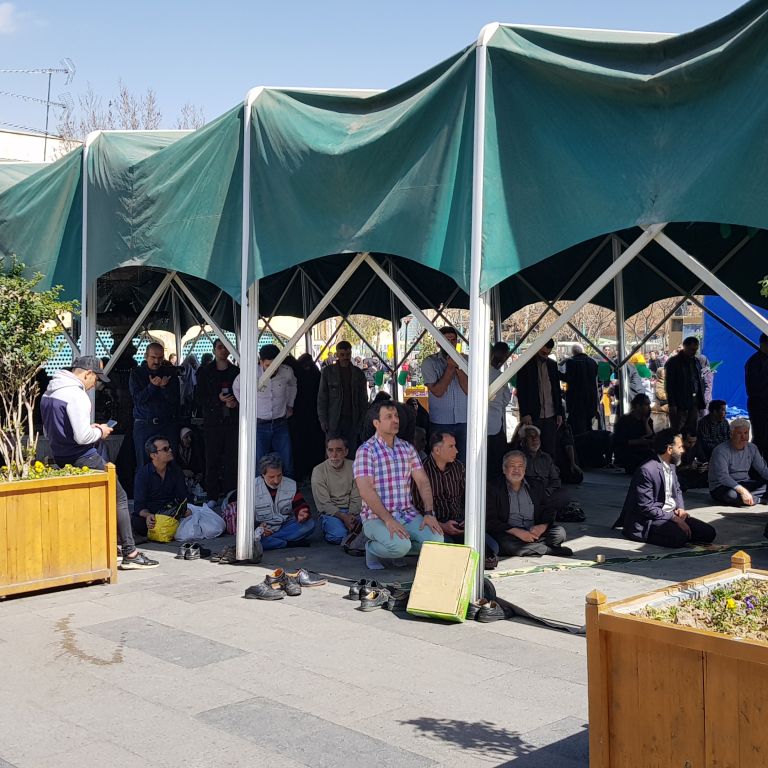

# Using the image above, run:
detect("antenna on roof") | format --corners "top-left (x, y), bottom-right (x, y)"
top-left (0, 58), bottom-right (76, 161)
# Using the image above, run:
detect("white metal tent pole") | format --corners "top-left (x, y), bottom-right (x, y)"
top-left (612, 235), bottom-right (630, 415)
top-left (364, 255), bottom-right (469, 374)
top-left (649, 229), bottom-right (768, 338)
top-left (488, 224), bottom-right (666, 400)
top-left (258, 253), bottom-right (368, 385)
top-left (491, 285), bottom-right (503, 342)
top-left (81, 132), bottom-right (99, 413)
top-left (56, 317), bottom-right (79, 355)
top-left (465, 27), bottom-right (495, 600)
top-left (300, 270), bottom-right (313, 356)
top-left (172, 290), bottom-right (183, 360)
top-left (172, 276), bottom-right (238, 361)
top-left (102, 271), bottom-right (176, 376)
top-left (389, 260), bottom-right (402, 399)
top-left (235, 88), bottom-right (261, 562)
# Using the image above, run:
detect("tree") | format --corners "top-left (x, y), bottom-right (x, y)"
top-left (57, 81), bottom-right (205, 150)
top-left (0, 259), bottom-right (78, 480)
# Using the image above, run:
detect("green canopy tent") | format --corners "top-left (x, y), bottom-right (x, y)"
top-left (0, 162), bottom-right (47, 194)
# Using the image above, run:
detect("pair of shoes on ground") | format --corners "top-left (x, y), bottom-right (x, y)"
top-left (348, 579), bottom-right (410, 612)
top-left (211, 540), bottom-right (264, 565)
top-left (244, 568), bottom-right (327, 600)
top-left (466, 598), bottom-right (506, 622)
top-left (175, 542), bottom-right (211, 560)
top-left (118, 550), bottom-right (159, 570)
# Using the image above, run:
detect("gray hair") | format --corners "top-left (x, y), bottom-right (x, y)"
top-left (519, 424), bottom-right (541, 438)
top-left (572, 343), bottom-right (585, 355)
top-left (731, 418), bottom-right (751, 432)
top-left (502, 450), bottom-right (527, 469)
top-left (258, 453), bottom-right (284, 474)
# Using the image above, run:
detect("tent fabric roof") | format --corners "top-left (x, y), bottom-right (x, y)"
top-left (1, 1), bottom-right (768, 320)
top-left (481, 0), bottom-right (768, 291)
top-left (0, 162), bottom-right (47, 194)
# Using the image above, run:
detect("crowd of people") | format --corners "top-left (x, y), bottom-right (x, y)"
top-left (37, 327), bottom-right (768, 573)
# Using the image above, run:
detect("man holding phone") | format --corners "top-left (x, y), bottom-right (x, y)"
top-left (129, 342), bottom-right (181, 468)
top-left (195, 338), bottom-right (240, 503)
top-left (421, 327), bottom-right (468, 462)
top-left (41, 356), bottom-right (158, 569)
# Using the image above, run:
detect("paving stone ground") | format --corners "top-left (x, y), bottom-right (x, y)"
top-left (1, 467), bottom-right (766, 767)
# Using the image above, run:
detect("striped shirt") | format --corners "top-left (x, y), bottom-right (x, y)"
top-left (353, 434), bottom-right (423, 523)
top-left (414, 454), bottom-right (465, 522)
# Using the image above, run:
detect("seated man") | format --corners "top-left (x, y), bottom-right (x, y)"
top-left (413, 431), bottom-right (500, 562)
top-left (353, 400), bottom-right (443, 570)
top-left (709, 419), bottom-right (768, 507)
top-left (311, 436), bottom-right (362, 544)
top-left (255, 453), bottom-right (315, 550)
top-left (613, 393), bottom-right (655, 474)
top-left (132, 435), bottom-right (190, 537)
top-left (518, 425), bottom-right (571, 518)
top-left (620, 429), bottom-right (716, 548)
top-left (676, 431), bottom-right (709, 491)
top-left (486, 450), bottom-right (572, 557)
top-left (696, 399), bottom-right (730, 460)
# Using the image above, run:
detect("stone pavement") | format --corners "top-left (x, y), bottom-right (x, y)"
top-left (1, 468), bottom-right (766, 768)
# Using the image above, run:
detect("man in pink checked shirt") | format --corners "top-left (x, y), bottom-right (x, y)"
top-left (353, 400), bottom-right (443, 570)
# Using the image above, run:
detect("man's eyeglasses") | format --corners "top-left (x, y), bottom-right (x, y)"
top-left (156, 446), bottom-right (173, 453)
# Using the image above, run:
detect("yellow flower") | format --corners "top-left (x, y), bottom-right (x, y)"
top-left (34, 461), bottom-right (44, 472)
top-left (81, 466), bottom-right (89, 472)
top-left (726, 598), bottom-right (737, 610)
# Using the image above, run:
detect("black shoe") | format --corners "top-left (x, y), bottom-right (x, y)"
top-left (244, 582), bottom-right (286, 600)
top-left (384, 588), bottom-right (410, 611)
top-left (547, 545), bottom-right (574, 558)
top-left (119, 551), bottom-right (160, 570)
top-left (176, 543), bottom-right (191, 559)
top-left (359, 588), bottom-right (391, 611)
top-left (185, 543), bottom-right (201, 560)
top-left (348, 579), bottom-right (382, 600)
top-left (475, 599), bottom-right (506, 623)
top-left (286, 568), bottom-right (326, 588)
top-left (265, 568), bottom-right (301, 597)
top-left (484, 554), bottom-right (498, 570)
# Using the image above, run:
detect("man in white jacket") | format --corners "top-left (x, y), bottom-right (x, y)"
top-left (41, 356), bottom-right (158, 570)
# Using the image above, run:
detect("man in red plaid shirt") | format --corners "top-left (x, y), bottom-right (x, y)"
top-left (353, 400), bottom-right (443, 570)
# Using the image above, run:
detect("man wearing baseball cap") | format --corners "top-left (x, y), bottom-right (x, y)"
top-left (40, 356), bottom-right (158, 570)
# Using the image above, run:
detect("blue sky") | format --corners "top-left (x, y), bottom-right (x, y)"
top-left (0, 0), bottom-right (746, 134)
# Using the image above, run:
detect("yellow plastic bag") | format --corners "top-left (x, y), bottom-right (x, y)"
top-left (147, 513), bottom-right (179, 543)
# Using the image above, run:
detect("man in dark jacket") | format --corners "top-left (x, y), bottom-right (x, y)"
top-left (745, 333), bottom-right (768, 458)
top-left (194, 339), bottom-right (240, 501)
top-left (664, 336), bottom-right (706, 435)
top-left (515, 339), bottom-right (564, 458)
top-left (486, 450), bottom-right (572, 557)
top-left (317, 340), bottom-right (368, 454)
top-left (618, 429), bottom-right (716, 548)
top-left (129, 342), bottom-right (181, 468)
top-left (562, 343), bottom-right (598, 436)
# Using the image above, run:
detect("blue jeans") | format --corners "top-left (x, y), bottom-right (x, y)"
top-left (261, 518), bottom-right (316, 550)
top-left (362, 514), bottom-right (444, 559)
top-left (321, 514), bottom-right (349, 544)
top-left (430, 421), bottom-right (467, 464)
top-left (256, 419), bottom-right (293, 478)
top-left (444, 532), bottom-right (500, 557)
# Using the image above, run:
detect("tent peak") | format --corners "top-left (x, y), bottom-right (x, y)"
top-left (494, 23), bottom-right (675, 43)
top-left (477, 22), bottom-right (501, 47)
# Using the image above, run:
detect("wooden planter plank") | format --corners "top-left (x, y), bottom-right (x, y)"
top-left (0, 465), bottom-right (118, 598)
top-left (587, 552), bottom-right (768, 768)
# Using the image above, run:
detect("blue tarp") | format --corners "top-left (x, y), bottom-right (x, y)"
top-left (703, 296), bottom-right (768, 412)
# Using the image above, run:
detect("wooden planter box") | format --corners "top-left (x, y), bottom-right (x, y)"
top-left (0, 464), bottom-right (118, 598)
top-left (586, 551), bottom-right (768, 768)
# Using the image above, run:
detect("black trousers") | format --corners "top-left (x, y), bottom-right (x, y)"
top-left (534, 416), bottom-right (558, 459)
top-left (203, 420), bottom-right (239, 501)
top-left (749, 412), bottom-right (768, 459)
top-left (645, 517), bottom-right (716, 548)
top-left (487, 428), bottom-right (508, 480)
top-left (710, 480), bottom-right (766, 507)
top-left (567, 408), bottom-right (593, 437)
top-left (495, 524), bottom-right (566, 556)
